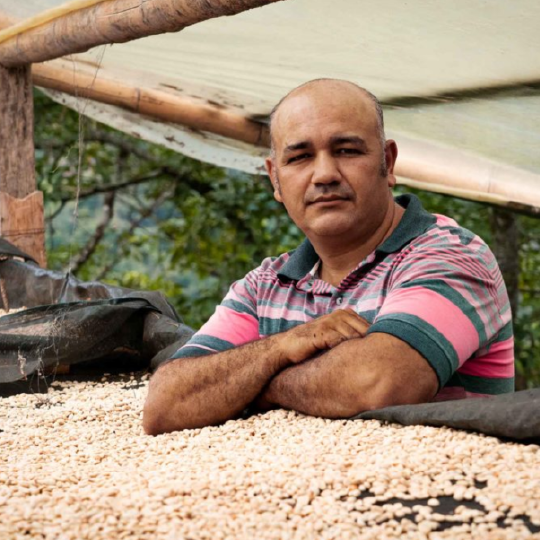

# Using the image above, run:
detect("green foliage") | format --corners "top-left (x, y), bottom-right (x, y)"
top-left (35, 90), bottom-right (540, 387)
top-left (34, 90), bottom-right (302, 328)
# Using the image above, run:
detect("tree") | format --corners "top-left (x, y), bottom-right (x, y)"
top-left (34, 91), bottom-right (540, 388)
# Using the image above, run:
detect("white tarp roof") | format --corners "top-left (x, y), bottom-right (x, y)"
top-left (1, 0), bottom-right (540, 208)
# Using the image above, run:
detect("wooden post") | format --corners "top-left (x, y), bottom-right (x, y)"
top-left (0, 64), bottom-right (46, 267)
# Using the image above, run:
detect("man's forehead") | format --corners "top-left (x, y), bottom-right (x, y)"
top-left (272, 83), bottom-right (378, 149)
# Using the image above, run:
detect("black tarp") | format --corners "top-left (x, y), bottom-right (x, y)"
top-left (0, 240), bottom-right (193, 384)
top-left (354, 389), bottom-right (540, 443)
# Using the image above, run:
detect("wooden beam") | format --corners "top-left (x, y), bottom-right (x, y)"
top-left (32, 60), bottom-right (270, 147)
top-left (0, 0), bottom-right (283, 68)
top-left (0, 64), bottom-right (46, 266)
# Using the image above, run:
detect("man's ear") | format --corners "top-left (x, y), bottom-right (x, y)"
top-left (265, 156), bottom-right (283, 203)
top-left (384, 139), bottom-right (399, 188)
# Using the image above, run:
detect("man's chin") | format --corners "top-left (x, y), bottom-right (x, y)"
top-left (307, 219), bottom-right (356, 239)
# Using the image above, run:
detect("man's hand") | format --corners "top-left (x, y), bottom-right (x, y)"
top-left (279, 308), bottom-right (370, 363)
top-left (257, 332), bottom-right (439, 419)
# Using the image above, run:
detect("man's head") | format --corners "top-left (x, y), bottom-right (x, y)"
top-left (265, 79), bottom-right (398, 244)
top-left (270, 79), bottom-right (387, 174)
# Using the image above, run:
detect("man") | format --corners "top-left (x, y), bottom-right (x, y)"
top-left (143, 79), bottom-right (514, 435)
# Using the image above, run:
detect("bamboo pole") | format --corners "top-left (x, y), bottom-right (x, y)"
top-left (32, 61), bottom-right (270, 147)
top-left (393, 133), bottom-right (540, 211)
top-left (396, 178), bottom-right (540, 216)
top-left (0, 0), bottom-right (284, 68)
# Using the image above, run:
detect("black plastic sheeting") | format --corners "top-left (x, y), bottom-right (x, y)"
top-left (0, 240), bottom-right (193, 384)
top-left (354, 389), bottom-right (540, 444)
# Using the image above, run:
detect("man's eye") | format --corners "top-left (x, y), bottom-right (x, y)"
top-left (287, 154), bottom-right (309, 164)
top-left (337, 148), bottom-right (361, 155)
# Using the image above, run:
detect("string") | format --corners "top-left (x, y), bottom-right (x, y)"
top-left (58, 45), bottom-right (108, 302)
top-left (34, 45), bottom-right (109, 400)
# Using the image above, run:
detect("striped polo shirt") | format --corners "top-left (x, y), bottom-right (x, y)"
top-left (174, 194), bottom-right (514, 400)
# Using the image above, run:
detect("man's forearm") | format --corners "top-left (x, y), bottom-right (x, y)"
top-left (262, 338), bottom-right (370, 418)
top-left (262, 333), bottom-right (439, 418)
top-left (143, 334), bottom-right (291, 434)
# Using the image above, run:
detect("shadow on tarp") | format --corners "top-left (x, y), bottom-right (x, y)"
top-left (0, 239), bottom-right (193, 388)
top-left (353, 388), bottom-right (540, 444)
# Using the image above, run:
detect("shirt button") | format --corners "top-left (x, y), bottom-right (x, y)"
top-left (336, 296), bottom-right (343, 305)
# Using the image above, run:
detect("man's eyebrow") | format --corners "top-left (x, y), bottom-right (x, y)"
top-left (330, 135), bottom-right (368, 148)
top-left (283, 141), bottom-right (312, 155)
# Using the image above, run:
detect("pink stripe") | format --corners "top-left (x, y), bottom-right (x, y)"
top-left (261, 304), bottom-right (313, 320)
top-left (434, 214), bottom-right (458, 227)
top-left (259, 293), bottom-right (309, 309)
top-left (401, 248), bottom-right (492, 283)
top-left (458, 337), bottom-right (515, 378)
top-left (379, 286), bottom-right (479, 367)
top-left (198, 305), bottom-right (259, 346)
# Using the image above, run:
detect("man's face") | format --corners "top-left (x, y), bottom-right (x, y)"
top-left (266, 84), bottom-right (397, 243)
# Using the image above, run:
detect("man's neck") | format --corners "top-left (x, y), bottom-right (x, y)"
top-left (315, 202), bottom-right (405, 287)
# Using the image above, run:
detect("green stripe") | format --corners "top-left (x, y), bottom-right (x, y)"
top-left (439, 226), bottom-right (476, 246)
top-left (400, 278), bottom-right (487, 343)
top-left (357, 310), bottom-right (378, 324)
top-left (499, 300), bottom-right (511, 317)
top-left (259, 317), bottom-right (305, 335)
top-left (172, 346), bottom-right (214, 359)
top-left (493, 321), bottom-right (513, 343)
top-left (445, 372), bottom-right (514, 394)
top-left (173, 335), bottom-right (235, 359)
top-left (223, 299), bottom-right (256, 317)
top-left (241, 278), bottom-right (257, 298)
top-left (367, 313), bottom-right (458, 388)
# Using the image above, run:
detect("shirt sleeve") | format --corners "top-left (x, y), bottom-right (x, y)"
top-left (171, 266), bottom-right (261, 359)
top-left (366, 235), bottom-right (512, 388)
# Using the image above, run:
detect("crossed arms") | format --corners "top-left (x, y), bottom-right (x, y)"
top-left (142, 309), bottom-right (439, 435)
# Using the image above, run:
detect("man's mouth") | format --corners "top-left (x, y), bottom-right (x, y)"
top-left (309, 195), bottom-right (348, 205)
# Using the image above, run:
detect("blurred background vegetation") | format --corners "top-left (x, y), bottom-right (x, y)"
top-left (35, 90), bottom-right (540, 389)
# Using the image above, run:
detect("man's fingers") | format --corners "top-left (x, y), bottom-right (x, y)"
top-left (317, 323), bottom-right (362, 350)
top-left (321, 331), bottom-right (349, 350)
top-left (343, 317), bottom-right (370, 337)
top-left (338, 309), bottom-right (371, 336)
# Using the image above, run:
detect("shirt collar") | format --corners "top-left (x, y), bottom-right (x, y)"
top-left (278, 193), bottom-right (436, 281)
top-left (376, 193), bottom-right (437, 254)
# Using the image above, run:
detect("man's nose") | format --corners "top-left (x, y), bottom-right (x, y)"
top-left (311, 152), bottom-right (342, 185)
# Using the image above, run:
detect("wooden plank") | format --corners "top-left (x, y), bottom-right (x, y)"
top-left (0, 0), bottom-right (284, 67)
top-left (0, 64), bottom-right (35, 197)
top-left (0, 192), bottom-right (46, 267)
